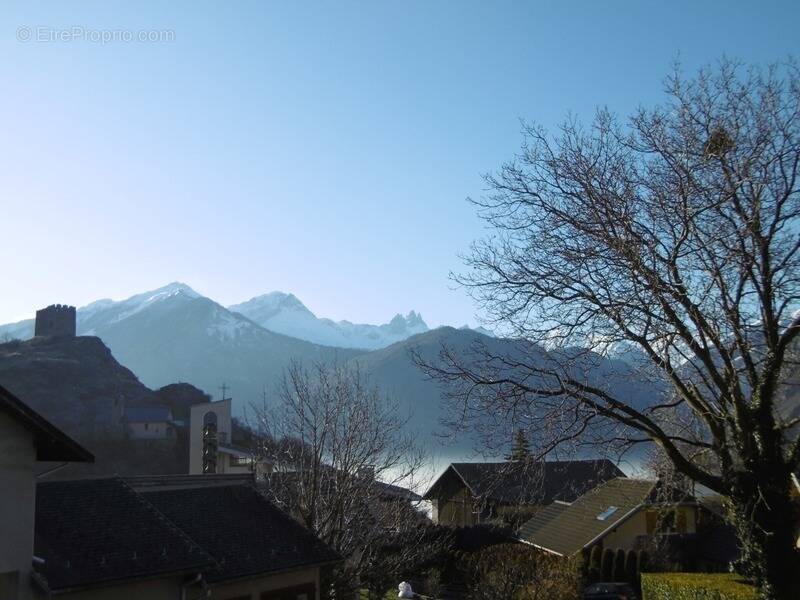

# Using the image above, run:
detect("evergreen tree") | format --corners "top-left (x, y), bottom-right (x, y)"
top-left (506, 429), bottom-right (531, 461)
top-left (612, 548), bottom-right (626, 582)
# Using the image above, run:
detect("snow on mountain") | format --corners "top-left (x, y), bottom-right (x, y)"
top-left (229, 293), bottom-right (429, 349)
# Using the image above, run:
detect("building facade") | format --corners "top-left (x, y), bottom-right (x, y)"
top-left (0, 385), bottom-right (92, 600)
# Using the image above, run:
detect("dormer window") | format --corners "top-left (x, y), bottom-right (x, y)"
top-left (596, 506), bottom-right (618, 521)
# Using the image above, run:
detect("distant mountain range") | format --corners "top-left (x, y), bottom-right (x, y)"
top-left (229, 291), bottom-right (430, 350)
top-left (0, 283), bottom-right (664, 459)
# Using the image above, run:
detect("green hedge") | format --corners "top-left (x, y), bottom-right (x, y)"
top-left (641, 573), bottom-right (757, 600)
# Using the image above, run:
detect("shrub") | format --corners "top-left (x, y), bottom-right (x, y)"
top-left (624, 549), bottom-right (638, 585)
top-left (466, 544), bottom-right (581, 600)
top-left (601, 548), bottom-right (614, 582)
top-left (588, 545), bottom-right (603, 584)
top-left (636, 549), bottom-right (649, 574)
top-left (613, 548), bottom-right (626, 582)
top-left (640, 573), bottom-right (757, 600)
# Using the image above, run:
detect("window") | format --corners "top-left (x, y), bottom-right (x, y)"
top-left (203, 411), bottom-right (219, 473)
top-left (596, 506), bottom-right (618, 521)
top-left (230, 454), bottom-right (251, 467)
top-left (646, 508), bottom-right (688, 535)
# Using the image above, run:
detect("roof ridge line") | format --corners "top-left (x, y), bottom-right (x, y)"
top-left (117, 477), bottom-right (216, 568)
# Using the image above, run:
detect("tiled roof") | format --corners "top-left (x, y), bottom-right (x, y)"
top-left (0, 383), bottom-right (93, 463)
top-left (516, 501), bottom-right (571, 541)
top-left (424, 459), bottom-right (624, 505)
top-left (141, 484), bottom-right (341, 583)
top-left (516, 478), bottom-right (658, 555)
top-left (34, 477), bottom-right (340, 592)
top-left (34, 478), bottom-right (213, 592)
top-left (122, 405), bottom-right (173, 423)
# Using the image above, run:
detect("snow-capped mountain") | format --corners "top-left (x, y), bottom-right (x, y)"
top-left (0, 282), bottom-right (670, 458)
top-left (0, 283), bottom-right (362, 400)
top-left (229, 292), bottom-right (429, 349)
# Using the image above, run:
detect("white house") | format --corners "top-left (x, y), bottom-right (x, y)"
top-left (121, 405), bottom-right (177, 440)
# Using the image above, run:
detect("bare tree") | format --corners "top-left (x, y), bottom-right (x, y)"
top-left (252, 361), bottom-right (426, 595)
top-left (415, 60), bottom-right (800, 599)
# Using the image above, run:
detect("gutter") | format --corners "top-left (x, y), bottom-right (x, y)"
top-left (36, 462), bottom-right (69, 479)
top-left (516, 537), bottom-right (564, 557)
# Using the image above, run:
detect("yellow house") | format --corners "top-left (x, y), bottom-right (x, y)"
top-left (517, 478), bottom-right (698, 556)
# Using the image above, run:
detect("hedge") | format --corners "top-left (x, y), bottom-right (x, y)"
top-left (641, 573), bottom-right (757, 600)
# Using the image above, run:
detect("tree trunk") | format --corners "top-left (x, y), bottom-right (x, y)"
top-left (728, 469), bottom-right (800, 600)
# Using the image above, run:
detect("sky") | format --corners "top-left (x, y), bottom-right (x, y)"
top-left (1, 1), bottom-right (799, 327)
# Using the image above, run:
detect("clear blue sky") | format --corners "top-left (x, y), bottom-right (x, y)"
top-left (1, 1), bottom-right (798, 327)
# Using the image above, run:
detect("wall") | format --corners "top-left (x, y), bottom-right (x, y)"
top-left (34, 305), bottom-right (76, 337)
top-left (601, 506), bottom-right (698, 550)
top-left (189, 399), bottom-right (231, 474)
top-left (44, 568), bottom-right (321, 600)
top-left (0, 412), bottom-right (38, 600)
top-left (431, 472), bottom-right (476, 527)
top-left (54, 575), bottom-right (184, 600)
top-left (127, 421), bottom-right (175, 440)
top-left (209, 566), bottom-right (320, 600)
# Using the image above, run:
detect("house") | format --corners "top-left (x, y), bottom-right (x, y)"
top-left (516, 477), bottom-right (699, 556)
top-left (188, 398), bottom-right (271, 475)
top-left (33, 474), bottom-right (341, 599)
top-left (120, 404), bottom-right (178, 440)
top-left (263, 468), bottom-right (424, 533)
top-left (0, 384), bottom-right (93, 600)
top-left (423, 459), bottom-right (625, 526)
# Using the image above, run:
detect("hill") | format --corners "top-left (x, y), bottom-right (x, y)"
top-left (0, 336), bottom-right (218, 477)
top-left (350, 326), bottom-right (665, 460)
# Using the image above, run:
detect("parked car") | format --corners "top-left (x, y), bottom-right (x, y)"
top-left (583, 582), bottom-right (637, 600)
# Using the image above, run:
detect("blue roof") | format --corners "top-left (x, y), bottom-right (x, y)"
top-left (123, 405), bottom-right (173, 423)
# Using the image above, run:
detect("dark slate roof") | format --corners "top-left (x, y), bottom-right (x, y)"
top-left (34, 478), bottom-right (213, 592)
top-left (265, 470), bottom-right (421, 503)
top-left (0, 383), bottom-right (93, 463)
top-left (122, 405), bottom-right (173, 423)
top-left (373, 480), bottom-right (423, 502)
top-left (141, 484), bottom-right (341, 583)
top-left (516, 478), bottom-right (658, 555)
top-left (424, 459), bottom-right (624, 505)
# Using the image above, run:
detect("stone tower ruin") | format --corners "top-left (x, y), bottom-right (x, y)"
top-left (34, 304), bottom-right (76, 337)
